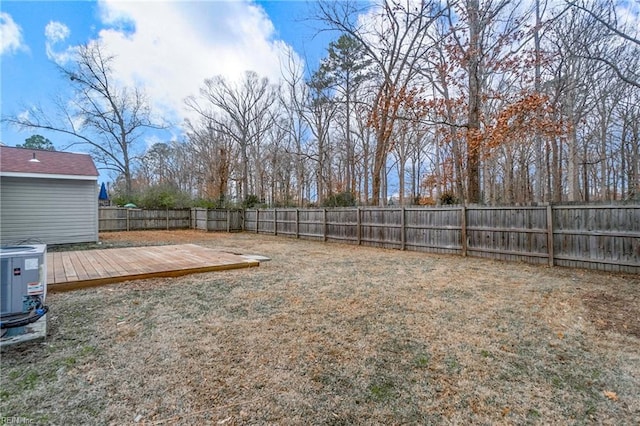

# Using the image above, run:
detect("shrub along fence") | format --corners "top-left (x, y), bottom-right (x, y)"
top-left (99, 205), bottom-right (639, 273)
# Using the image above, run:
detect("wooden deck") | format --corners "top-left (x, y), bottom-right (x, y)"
top-left (46, 244), bottom-right (259, 292)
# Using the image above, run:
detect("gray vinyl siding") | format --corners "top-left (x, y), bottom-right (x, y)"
top-left (0, 177), bottom-right (98, 245)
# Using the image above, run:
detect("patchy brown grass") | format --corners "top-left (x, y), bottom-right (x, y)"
top-left (1, 230), bottom-right (639, 424)
top-left (582, 291), bottom-right (640, 339)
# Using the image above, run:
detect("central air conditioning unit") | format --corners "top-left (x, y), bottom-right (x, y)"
top-left (0, 244), bottom-right (49, 346)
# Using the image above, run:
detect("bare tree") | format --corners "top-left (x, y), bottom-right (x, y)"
top-left (567, 0), bottom-right (640, 88)
top-left (305, 70), bottom-right (338, 204)
top-left (442, 0), bottom-right (533, 203)
top-left (421, 19), bottom-right (467, 202)
top-left (546, 7), bottom-right (607, 201)
top-left (316, 34), bottom-right (372, 195)
top-left (184, 117), bottom-right (234, 202)
top-left (616, 92), bottom-right (640, 200)
top-left (391, 114), bottom-right (430, 205)
top-left (352, 94), bottom-right (376, 204)
top-left (316, 0), bottom-right (445, 205)
top-left (279, 52), bottom-right (313, 206)
top-left (3, 42), bottom-right (165, 195)
top-left (186, 71), bottom-right (278, 201)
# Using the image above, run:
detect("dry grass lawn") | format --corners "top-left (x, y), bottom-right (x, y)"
top-left (1, 230), bottom-right (639, 425)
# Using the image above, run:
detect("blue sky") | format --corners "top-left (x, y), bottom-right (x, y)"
top-left (1, 0), bottom-right (337, 171)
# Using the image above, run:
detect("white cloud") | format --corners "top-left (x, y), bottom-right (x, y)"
top-left (616, 1), bottom-right (640, 35)
top-left (17, 109), bottom-right (31, 123)
top-left (45, 21), bottom-right (76, 63)
top-left (94, 0), bottom-right (302, 127)
top-left (45, 20), bottom-right (70, 43)
top-left (0, 12), bottom-right (28, 55)
top-left (143, 134), bottom-right (164, 150)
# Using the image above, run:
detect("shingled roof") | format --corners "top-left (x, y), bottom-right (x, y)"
top-left (0, 146), bottom-right (98, 179)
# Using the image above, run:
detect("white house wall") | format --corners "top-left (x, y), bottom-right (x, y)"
top-left (0, 177), bottom-right (98, 245)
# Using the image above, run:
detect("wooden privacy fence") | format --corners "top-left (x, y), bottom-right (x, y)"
top-left (191, 208), bottom-right (243, 232)
top-left (99, 207), bottom-right (243, 232)
top-left (99, 207), bottom-right (192, 231)
top-left (99, 206), bottom-right (639, 273)
top-left (245, 206), bottom-right (640, 274)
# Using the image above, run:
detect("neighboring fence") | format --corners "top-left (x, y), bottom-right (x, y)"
top-left (191, 208), bottom-right (243, 232)
top-left (245, 206), bottom-right (640, 274)
top-left (99, 207), bottom-right (244, 232)
top-left (99, 207), bottom-right (192, 231)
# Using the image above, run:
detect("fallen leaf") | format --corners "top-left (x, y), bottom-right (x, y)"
top-left (603, 390), bottom-right (618, 401)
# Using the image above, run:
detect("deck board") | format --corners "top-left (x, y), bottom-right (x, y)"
top-left (94, 249), bottom-right (128, 276)
top-left (75, 250), bottom-right (101, 280)
top-left (46, 244), bottom-right (259, 292)
top-left (68, 251), bottom-right (87, 280)
top-left (52, 252), bottom-right (67, 284)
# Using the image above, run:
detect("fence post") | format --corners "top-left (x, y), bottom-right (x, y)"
top-left (166, 208), bottom-right (170, 230)
top-left (126, 208), bottom-right (130, 232)
top-left (401, 207), bottom-right (406, 250)
top-left (323, 208), bottom-right (327, 242)
top-left (273, 208), bottom-right (277, 235)
top-left (547, 205), bottom-right (554, 267)
top-left (255, 209), bottom-right (259, 234)
top-left (226, 209), bottom-right (231, 233)
top-left (357, 207), bottom-right (361, 245)
top-left (296, 208), bottom-right (300, 239)
top-left (461, 205), bottom-right (467, 257)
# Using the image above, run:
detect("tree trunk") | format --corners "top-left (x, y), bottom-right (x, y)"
top-left (467, 0), bottom-right (482, 204)
top-left (371, 100), bottom-right (391, 206)
top-left (533, 0), bottom-right (544, 202)
top-left (632, 121), bottom-right (640, 198)
top-left (363, 132), bottom-right (370, 205)
top-left (505, 147), bottom-right (514, 204)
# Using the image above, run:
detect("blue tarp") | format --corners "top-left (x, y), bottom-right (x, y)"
top-left (98, 182), bottom-right (109, 200)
